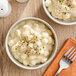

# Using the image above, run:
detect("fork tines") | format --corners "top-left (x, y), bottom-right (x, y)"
top-left (64, 46), bottom-right (76, 62)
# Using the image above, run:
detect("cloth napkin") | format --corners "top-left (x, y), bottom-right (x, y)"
top-left (43, 38), bottom-right (76, 76)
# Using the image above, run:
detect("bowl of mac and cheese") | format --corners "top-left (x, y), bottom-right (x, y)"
top-left (43, 0), bottom-right (76, 25)
top-left (5, 17), bottom-right (58, 69)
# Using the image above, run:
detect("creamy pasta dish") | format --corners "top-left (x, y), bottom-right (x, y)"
top-left (45, 0), bottom-right (76, 21)
top-left (8, 20), bottom-right (54, 66)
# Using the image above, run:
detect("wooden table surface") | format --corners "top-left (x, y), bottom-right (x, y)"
top-left (0, 0), bottom-right (76, 76)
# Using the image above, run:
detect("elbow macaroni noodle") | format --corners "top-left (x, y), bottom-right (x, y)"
top-left (8, 20), bottom-right (54, 66)
top-left (45, 0), bottom-right (76, 21)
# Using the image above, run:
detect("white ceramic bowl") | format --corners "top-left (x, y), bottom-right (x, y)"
top-left (42, 0), bottom-right (76, 25)
top-left (5, 17), bottom-right (58, 70)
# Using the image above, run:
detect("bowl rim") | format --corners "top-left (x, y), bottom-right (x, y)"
top-left (5, 17), bottom-right (58, 70)
top-left (42, 0), bottom-right (76, 25)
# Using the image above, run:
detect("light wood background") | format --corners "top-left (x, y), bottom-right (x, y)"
top-left (0, 0), bottom-right (76, 76)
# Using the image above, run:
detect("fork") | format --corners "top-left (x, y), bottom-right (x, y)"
top-left (55, 46), bottom-right (76, 76)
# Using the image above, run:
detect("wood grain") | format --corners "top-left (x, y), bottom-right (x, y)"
top-left (0, 0), bottom-right (76, 76)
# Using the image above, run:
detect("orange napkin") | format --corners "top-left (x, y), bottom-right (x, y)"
top-left (43, 38), bottom-right (76, 76)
